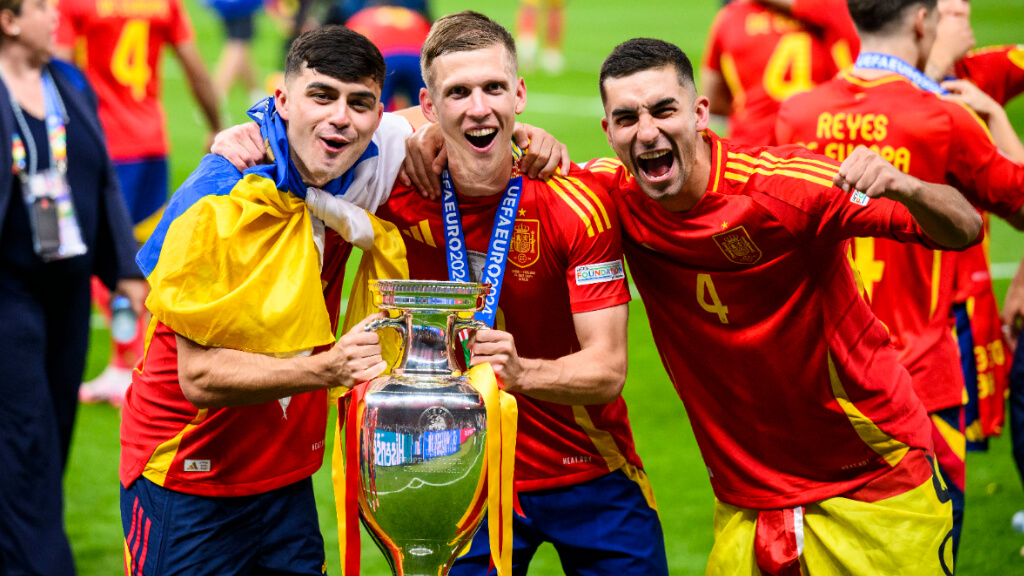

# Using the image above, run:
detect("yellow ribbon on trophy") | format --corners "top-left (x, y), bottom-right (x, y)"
top-left (463, 363), bottom-right (518, 574)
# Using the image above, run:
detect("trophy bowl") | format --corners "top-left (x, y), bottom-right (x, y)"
top-left (358, 279), bottom-right (492, 576)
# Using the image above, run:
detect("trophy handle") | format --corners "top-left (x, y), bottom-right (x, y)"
top-left (450, 317), bottom-right (487, 370)
top-left (365, 315), bottom-right (408, 339)
top-left (453, 317), bottom-right (489, 335)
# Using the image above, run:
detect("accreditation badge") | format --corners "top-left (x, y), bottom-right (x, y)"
top-left (21, 167), bottom-right (88, 262)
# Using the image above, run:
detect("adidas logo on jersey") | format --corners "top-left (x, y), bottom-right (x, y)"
top-left (402, 220), bottom-right (437, 247)
top-left (183, 459), bottom-right (211, 472)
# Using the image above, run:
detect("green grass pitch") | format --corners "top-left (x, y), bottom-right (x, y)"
top-left (68, 0), bottom-right (1024, 573)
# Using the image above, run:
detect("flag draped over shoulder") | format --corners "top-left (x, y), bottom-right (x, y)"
top-left (136, 97), bottom-right (336, 354)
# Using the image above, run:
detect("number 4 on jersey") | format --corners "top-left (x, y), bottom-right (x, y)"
top-left (697, 273), bottom-right (730, 324)
top-left (763, 32), bottom-right (812, 102)
top-left (112, 19), bottom-right (152, 102)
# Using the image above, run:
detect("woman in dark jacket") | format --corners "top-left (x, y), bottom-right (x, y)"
top-left (0, 0), bottom-right (144, 572)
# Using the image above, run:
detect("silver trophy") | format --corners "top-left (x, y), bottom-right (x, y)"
top-left (358, 279), bottom-right (493, 576)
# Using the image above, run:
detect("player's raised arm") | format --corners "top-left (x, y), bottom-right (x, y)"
top-left (925, 7), bottom-right (975, 82)
top-left (942, 79), bottom-right (1024, 163)
top-left (172, 41), bottom-right (222, 140)
top-left (470, 303), bottom-right (629, 405)
top-left (702, 69), bottom-right (733, 117)
top-left (834, 147), bottom-right (981, 249)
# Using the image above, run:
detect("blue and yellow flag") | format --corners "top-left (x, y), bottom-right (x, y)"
top-left (137, 98), bottom-right (336, 354)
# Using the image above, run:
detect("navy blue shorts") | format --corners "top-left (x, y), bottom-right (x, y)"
top-left (121, 476), bottom-right (326, 575)
top-left (449, 468), bottom-right (668, 576)
top-left (113, 156), bottom-right (168, 228)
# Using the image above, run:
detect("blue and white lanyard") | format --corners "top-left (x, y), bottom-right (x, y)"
top-left (441, 168), bottom-right (524, 328)
top-left (854, 52), bottom-right (950, 95)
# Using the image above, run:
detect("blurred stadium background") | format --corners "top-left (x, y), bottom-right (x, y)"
top-left (71, 0), bottom-right (1024, 573)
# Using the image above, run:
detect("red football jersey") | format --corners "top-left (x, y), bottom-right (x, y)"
top-left (375, 169), bottom-right (640, 492)
top-left (955, 44), bottom-right (1024, 106)
top-left (775, 70), bottom-right (1024, 412)
top-left (703, 0), bottom-right (859, 146)
top-left (585, 134), bottom-right (940, 509)
top-left (56, 0), bottom-right (194, 160)
top-left (120, 231), bottom-right (353, 496)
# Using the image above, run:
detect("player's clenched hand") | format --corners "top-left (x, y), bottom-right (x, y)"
top-left (834, 146), bottom-right (915, 201)
top-left (514, 123), bottom-right (571, 181)
top-left (327, 314), bottom-right (387, 387)
top-left (470, 329), bottom-right (525, 391)
top-left (400, 122), bottom-right (446, 200)
top-left (211, 122), bottom-right (267, 171)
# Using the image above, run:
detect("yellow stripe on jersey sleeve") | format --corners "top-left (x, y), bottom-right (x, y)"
top-left (760, 151), bottom-right (840, 174)
top-left (725, 165), bottom-right (835, 188)
top-left (558, 178), bottom-right (606, 233)
top-left (729, 151), bottom-right (840, 179)
top-left (547, 179), bottom-right (597, 237)
top-left (587, 158), bottom-right (623, 174)
top-left (566, 176), bottom-right (613, 229)
top-left (724, 171), bottom-right (751, 184)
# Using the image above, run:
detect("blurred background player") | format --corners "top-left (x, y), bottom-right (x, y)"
top-left (923, 0), bottom-right (1024, 537)
top-left (205, 0), bottom-right (265, 106)
top-left (774, 0), bottom-right (1024, 559)
top-left (345, 5), bottom-right (430, 110)
top-left (516, 0), bottom-right (564, 74)
top-left (932, 0), bottom-right (1021, 463)
top-left (56, 0), bottom-right (221, 404)
top-left (329, 0), bottom-right (427, 23)
top-left (702, 0), bottom-right (859, 145)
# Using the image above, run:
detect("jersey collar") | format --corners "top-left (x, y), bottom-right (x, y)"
top-left (704, 129), bottom-right (726, 195)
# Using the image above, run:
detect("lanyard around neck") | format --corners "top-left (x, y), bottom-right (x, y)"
top-left (441, 164), bottom-right (524, 328)
top-left (853, 52), bottom-right (950, 95)
top-left (9, 70), bottom-right (69, 177)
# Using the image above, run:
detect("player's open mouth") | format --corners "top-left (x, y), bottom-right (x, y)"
top-left (465, 127), bottom-right (498, 151)
top-left (321, 136), bottom-right (349, 153)
top-left (636, 149), bottom-right (675, 181)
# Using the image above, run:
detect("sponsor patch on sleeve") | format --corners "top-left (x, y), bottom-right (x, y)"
top-left (575, 260), bottom-right (626, 286)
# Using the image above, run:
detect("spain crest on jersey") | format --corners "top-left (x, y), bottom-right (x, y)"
top-left (713, 226), bottom-right (762, 265)
top-left (510, 219), bottom-right (540, 268)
